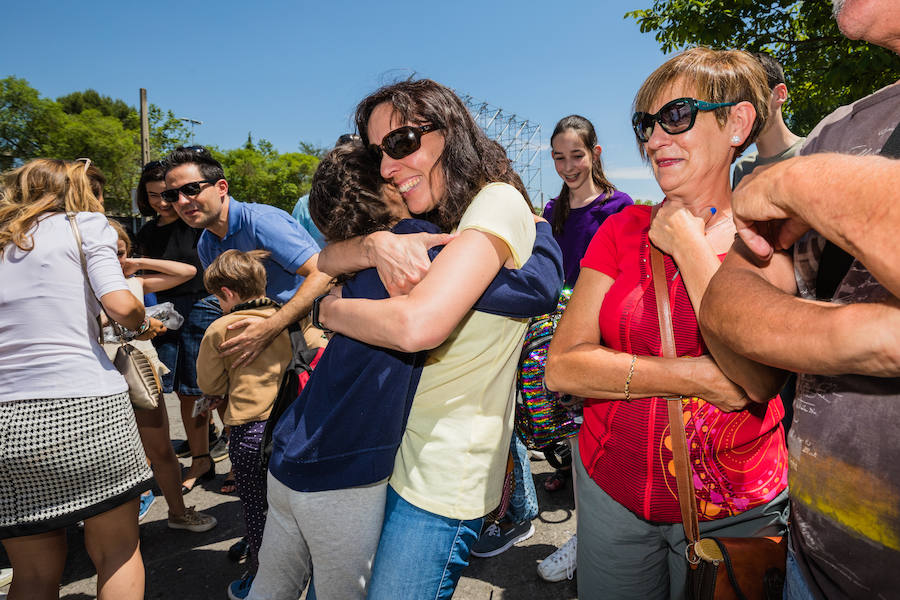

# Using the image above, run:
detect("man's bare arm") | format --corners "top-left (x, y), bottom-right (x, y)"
top-left (221, 254), bottom-right (332, 367)
top-left (733, 154), bottom-right (900, 296)
top-left (700, 238), bottom-right (900, 377)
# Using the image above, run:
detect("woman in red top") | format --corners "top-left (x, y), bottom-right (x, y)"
top-left (545, 48), bottom-right (790, 599)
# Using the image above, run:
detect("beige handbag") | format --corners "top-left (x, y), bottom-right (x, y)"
top-left (67, 212), bottom-right (161, 410)
top-left (111, 324), bottom-right (161, 410)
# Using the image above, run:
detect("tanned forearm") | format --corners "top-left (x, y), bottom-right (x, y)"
top-left (317, 235), bottom-right (372, 277)
top-left (753, 155), bottom-right (900, 295)
top-left (701, 248), bottom-right (900, 377)
top-left (673, 236), bottom-right (788, 402)
top-left (267, 270), bottom-right (333, 335)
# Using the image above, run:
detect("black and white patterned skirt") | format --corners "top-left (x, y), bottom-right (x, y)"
top-left (0, 391), bottom-right (153, 538)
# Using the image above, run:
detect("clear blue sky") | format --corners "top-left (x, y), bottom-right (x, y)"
top-left (3, 0), bottom-right (673, 205)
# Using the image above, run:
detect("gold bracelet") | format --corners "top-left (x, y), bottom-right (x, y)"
top-left (624, 354), bottom-right (637, 401)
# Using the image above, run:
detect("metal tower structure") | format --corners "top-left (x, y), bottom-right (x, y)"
top-left (460, 94), bottom-right (544, 208)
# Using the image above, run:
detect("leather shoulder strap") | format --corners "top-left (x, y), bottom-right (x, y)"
top-left (649, 204), bottom-right (701, 556)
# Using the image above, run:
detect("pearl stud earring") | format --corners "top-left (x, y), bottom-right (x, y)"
top-left (731, 136), bottom-right (741, 144)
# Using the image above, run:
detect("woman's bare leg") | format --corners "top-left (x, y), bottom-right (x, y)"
top-left (179, 392), bottom-right (211, 489)
top-left (83, 498), bottom-right (144, 600)
top-left (2, 529), bottom-right (66, 600)
top-left (136, 401), bottom-right (186, 515)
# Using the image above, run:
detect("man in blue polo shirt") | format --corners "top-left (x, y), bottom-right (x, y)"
top-left (165, 146), bottom-right (332, 368)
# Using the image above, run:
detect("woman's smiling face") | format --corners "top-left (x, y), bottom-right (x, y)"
top-left (367, 102), bottom-right (446, 215)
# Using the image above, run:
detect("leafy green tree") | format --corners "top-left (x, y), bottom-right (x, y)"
top-left (298, 140), bottom-right (328, 159)
top-left (43, 109), bottom-right (139, 213)
top-left (216, 137), bottom-right (319, 213)
top-left (626, 1), bottom-right (900, 134)
top-left (1, 79), bottom-right (319, 213)
top-left (0, 77), bottom-right (63, 171)
top-left (57, 89), bottom-right (139, 130)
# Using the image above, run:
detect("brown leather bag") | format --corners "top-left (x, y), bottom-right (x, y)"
top-left (649, 232), bottom-right (786, 600)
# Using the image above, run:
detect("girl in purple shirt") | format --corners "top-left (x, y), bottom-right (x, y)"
top-left (536, 115), bottom-right (633, 583)
top-left (543, 115), bottom-right (634, 288)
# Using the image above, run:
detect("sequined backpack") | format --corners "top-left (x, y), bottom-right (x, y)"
top-left (515, 288), bottom-right (579, 451)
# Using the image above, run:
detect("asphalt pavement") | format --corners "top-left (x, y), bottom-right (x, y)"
top-left (2, 392), bottom-right (579, 599)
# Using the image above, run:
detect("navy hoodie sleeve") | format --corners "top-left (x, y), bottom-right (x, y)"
top-left (393, 218), bottom-right (563, 319)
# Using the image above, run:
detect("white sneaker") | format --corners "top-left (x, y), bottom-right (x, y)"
top-left (537, 533), bottom-right (576, 582)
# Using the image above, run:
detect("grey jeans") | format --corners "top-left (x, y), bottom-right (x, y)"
top-left (575, 453), bottom-right (789, 600)
top-left (247, 472), bottom-right (388, 600)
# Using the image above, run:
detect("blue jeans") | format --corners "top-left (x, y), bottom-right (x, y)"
top-left (367, 486), bottom-right (483, 600)
top-left (506, 434), bottom-right (538, 523)
top-left (784, 537), bottom-right (817, 600)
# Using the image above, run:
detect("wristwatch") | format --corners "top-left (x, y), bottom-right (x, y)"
top-left (312, 293), bottom-right (333, 333)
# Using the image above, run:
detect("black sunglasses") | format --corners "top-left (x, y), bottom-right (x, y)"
top-left (161, 179), bottom-right (219, 203)
top-left (632, 97), bottom-right (736, 143)
top-left (369, 124), bottom-right (441, 160)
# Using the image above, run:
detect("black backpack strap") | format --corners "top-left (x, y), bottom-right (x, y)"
top-left (816, 121), bottom-right (900, 300)
top-left (259, 323), bottom-right (317, 471)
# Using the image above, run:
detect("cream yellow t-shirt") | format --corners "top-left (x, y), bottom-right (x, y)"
top-left (389, 182), bottom-right (536, 519)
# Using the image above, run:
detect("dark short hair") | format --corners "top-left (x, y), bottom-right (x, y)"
top-left (752, 52), bottom-right (786, 90)
top-left (308, 140), bottom-right (394, 242)
top-left (204, 249), bottom-right (269, 300)
top-left (355, 78), bottom-right (529, 232)
top-left (135, 160), bottom-right (167, 216)
top-left (164, 145), bottom-right (225, 182)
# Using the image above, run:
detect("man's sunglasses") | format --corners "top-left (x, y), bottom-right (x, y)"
top-left (160, 179), bottom-right (219, 203)
top-left (369, 124), bottom-right (440, 160)
top-left (632, 97), bottom-right (736, 143)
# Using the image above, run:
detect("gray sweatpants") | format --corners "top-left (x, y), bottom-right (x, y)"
top-left (574, 453), bottom-right (789, 600)
top-left (247, 472), bottom-right (388, 600)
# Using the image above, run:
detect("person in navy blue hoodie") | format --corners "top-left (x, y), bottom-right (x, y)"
top-left (248, 141), bottom-right (562, 600)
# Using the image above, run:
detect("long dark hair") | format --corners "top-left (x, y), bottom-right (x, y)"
top-left (135, 160), bottom-right (168, 217)
top-left (355, 79), bottom-right (529, 232)
top-left (550, 115), bottom-right (616, 237)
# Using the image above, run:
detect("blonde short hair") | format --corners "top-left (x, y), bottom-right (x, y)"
top-left (204, 249), bottom-right (269, 300)
top-left (633, 47), bottom-right (770, 159)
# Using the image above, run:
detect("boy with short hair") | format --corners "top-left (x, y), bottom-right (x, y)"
top-left (196, 249), bottom-right (292, 600)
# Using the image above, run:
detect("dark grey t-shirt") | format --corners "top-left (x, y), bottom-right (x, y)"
top-left (790, 80), bottom-right (900, 600)
top-left (731, 137), bottom-right (805, 189)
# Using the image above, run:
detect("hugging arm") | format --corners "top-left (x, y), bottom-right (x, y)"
top-left (701, 237), bottom-right (900, 377)
top-left (473, 220), bottom-right (563, 319)
top-left (318, 227), bottom-right (511, 353)
top-left (318, 230), bottom-right (455, 296)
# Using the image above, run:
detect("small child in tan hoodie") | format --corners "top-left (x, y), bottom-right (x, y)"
top-left (196, 249), bottom-right (291, 588)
